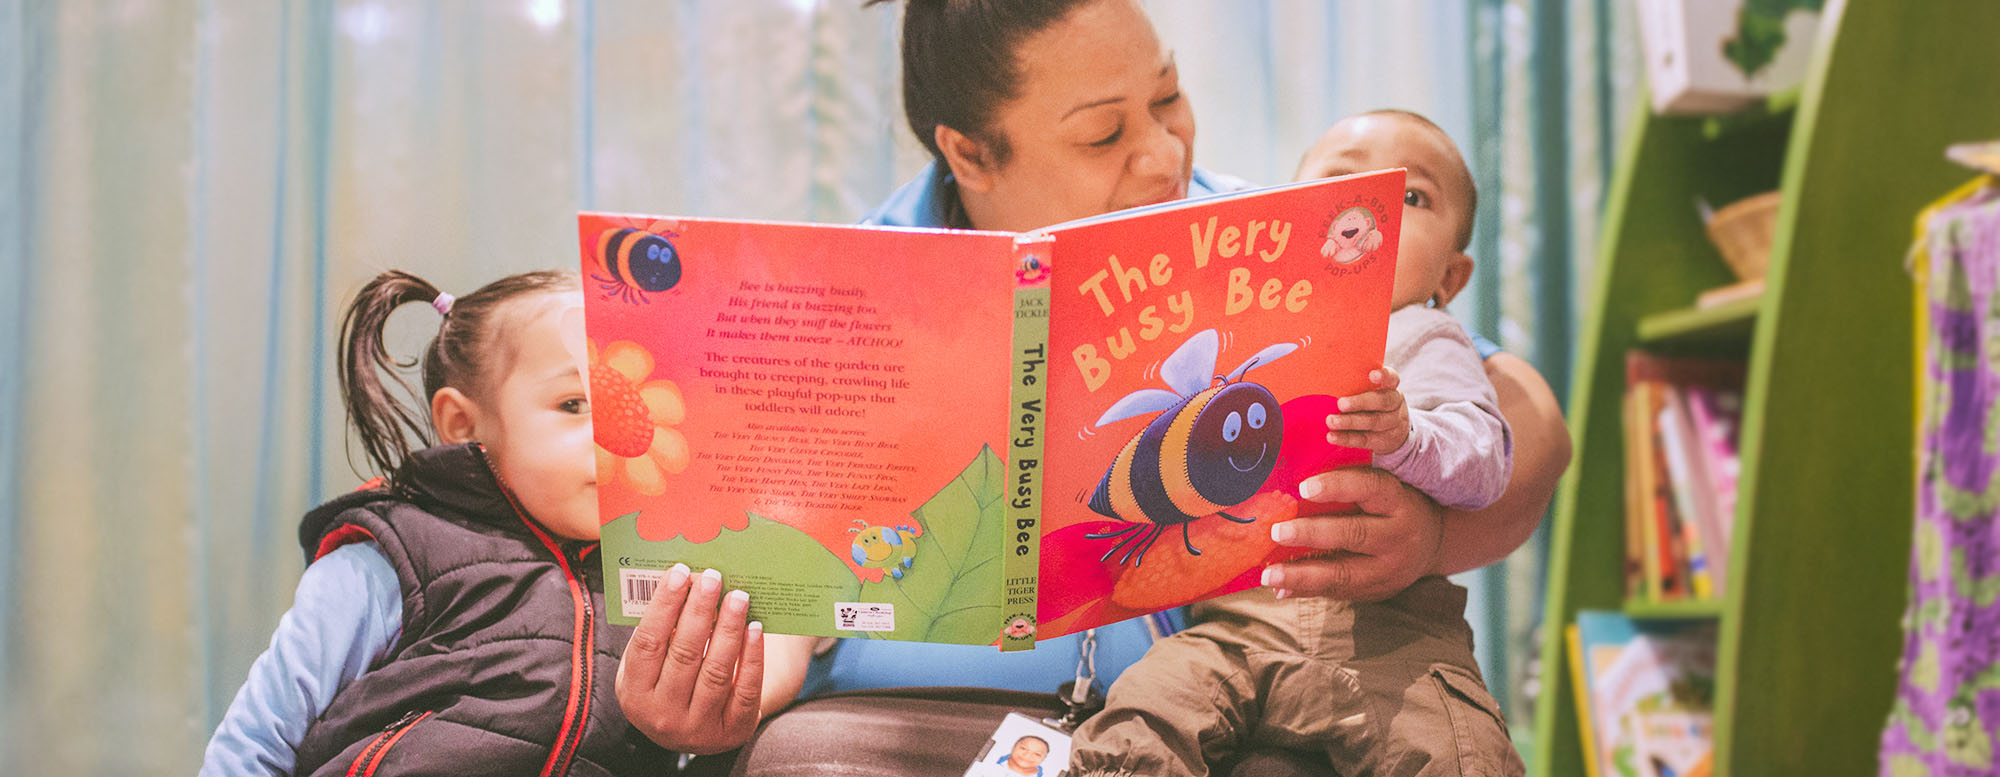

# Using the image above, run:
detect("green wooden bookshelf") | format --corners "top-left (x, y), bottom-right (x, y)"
top-left (1530, 2), bottom-right (2000, 775)
top-left (1635, 297), bottom-right (1761, 351)
top-left (1622, 597), bottom-right (1725, 620)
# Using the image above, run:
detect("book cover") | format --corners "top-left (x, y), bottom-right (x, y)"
top-left (1573, 611), bottom-right (1718, 777)
top-left (580, 170), bottom-right (1404, 650)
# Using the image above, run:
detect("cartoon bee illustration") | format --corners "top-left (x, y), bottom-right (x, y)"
top-left (849, 520), bottom-right (919, 579)
top-left (593, 226), bottom-right (682, 304)
top-left (1016, 252), bottom-right (1051, 286)
top-left (1085, 329), bottom-right (1295, 566)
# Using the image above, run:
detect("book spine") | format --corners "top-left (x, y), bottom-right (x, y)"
top-left (1001, 237), bottom-right (1053, 652)
top-left (1565, 623), bottom-right (1605, 777)
top-left (1656, 397), bottom-right (1712, 600)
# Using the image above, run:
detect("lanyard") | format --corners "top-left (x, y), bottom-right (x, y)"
top-left (1048, 628), bottom-right (1104, 732)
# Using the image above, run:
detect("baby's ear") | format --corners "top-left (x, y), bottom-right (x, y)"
top-left (1435, 252), bottom-right (1475, 307)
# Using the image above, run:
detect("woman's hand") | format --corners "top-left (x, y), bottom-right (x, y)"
top-left (1259, 467), bottom-right (1446, 601)
top-left (615, 564), bottom-right (766, 755)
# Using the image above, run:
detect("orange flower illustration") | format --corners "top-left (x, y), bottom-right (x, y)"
top-left (589, 339), bottom-right (689, 496)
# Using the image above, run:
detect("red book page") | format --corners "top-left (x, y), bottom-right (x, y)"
top-left (1032, 170), bottom-right (1404, 636)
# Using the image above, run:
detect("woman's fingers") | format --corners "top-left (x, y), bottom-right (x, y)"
top-left (658, 567), bottom-right (727, 705)
top-left (1263, 552), bottom-right (1408, 602)
top-left (722, 621), bottom-right (767, 737)
top-left (617, 563), bottom-right (692, 695)
top-left (1272, 467), bottom-right (1446, 600)
top-left (688, 588), bottom-right (753, 720)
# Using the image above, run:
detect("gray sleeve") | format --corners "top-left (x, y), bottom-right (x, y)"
top-left (1373, 306), bottom-right (1513, 510)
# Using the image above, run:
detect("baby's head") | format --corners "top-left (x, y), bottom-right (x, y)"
top-left (340, 269), bottom-right (598, 540)
top-left (1295, 109), bottom-right (1476, 310)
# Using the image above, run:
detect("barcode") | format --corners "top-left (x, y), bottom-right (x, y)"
top-left (620, 569), bottom-right (666, 615)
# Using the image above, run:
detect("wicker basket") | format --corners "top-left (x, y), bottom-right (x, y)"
top-left (1705, 191), bottom-right (1782, 281)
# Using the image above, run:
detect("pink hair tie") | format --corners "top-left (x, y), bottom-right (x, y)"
top-left (431, 292), bottom-right (455, 316)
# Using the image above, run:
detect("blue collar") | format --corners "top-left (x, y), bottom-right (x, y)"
top-left (860, 161), bottom-right (1252, 229)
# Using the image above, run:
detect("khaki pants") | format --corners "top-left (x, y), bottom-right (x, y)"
top-left (1071, 577), bottom-right (1523, 777)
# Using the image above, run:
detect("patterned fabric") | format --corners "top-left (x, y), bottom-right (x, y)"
top-left (1881, 177), bottom-right (2000, 776)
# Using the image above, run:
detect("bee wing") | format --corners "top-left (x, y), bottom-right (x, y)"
top-left (1226, 343), bottom-right (1299, 382)
top-left (1095, 389), bottom-right (1185, 427)
top-left (1160, 329), bottom-right (1220, 396)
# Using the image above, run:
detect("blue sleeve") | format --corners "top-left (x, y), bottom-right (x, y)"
top-left (198, 542), bottom-right (403, 777)
top-left (1468, 329), bottom-right (1502, 360)
top-left (802, 611), bottom-right (1186, 696)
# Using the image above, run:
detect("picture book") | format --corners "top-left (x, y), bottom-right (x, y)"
top-left (1573, 611), bottom-right (1718, 777)
top-left (578, 170), bottom-right (1405, 650)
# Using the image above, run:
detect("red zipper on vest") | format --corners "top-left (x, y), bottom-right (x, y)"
top-left (345, 710), bottom-right (432, 777)
top-left (474, 444), bottom-right (595, 777)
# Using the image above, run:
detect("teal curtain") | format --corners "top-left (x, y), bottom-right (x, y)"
top-left (0, 1), bottom-right (1630, 770)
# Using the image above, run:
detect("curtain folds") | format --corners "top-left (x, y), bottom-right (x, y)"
top-left (0, 1), bottom-right (1629, 770)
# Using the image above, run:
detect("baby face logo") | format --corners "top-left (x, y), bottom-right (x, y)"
top-left (1318, 195), bottom-right (1393, 275)
top-left (1320, 206), bottom-right (1383, 264)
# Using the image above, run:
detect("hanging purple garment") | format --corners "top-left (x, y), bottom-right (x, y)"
top-left (1881, 180), bottom-right (2000, 776)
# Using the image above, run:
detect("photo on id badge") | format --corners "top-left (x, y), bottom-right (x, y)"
top-left (964, 713), bottom-right (1072, 777)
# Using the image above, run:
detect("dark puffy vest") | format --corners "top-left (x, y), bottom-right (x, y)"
top-left (292, 443), bottom-right (673, 777)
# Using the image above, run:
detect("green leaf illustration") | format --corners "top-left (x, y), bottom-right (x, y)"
top-left (599, 511), bottom-right (860, 633)
top-left (854, 444), bottom-right (1006, 644)
top-left (1722, 0), bottom-right (1822, 78)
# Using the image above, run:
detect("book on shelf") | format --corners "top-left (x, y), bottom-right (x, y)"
top-left (1565, 623), bottom-right (1606, 777)
top-left (1572, 611), bottom-right (1718, 777)
top-left (1624, 353), bottom-right (1745, 603)
top-left (579, 170), bottom-right (1406, 649)
top-left (1625, 372), bottom-right (1686, 601)
top-left (1656, 389), bottom-right (1714, 599)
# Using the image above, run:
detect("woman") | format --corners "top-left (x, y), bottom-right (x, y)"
top-left (624, 0), bottom-right (1569, 771)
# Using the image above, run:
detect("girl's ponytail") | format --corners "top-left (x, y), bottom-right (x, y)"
top-left (338, 270), bottom-right (445, 479)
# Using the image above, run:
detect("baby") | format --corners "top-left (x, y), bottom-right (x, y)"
top-left (1069, 109), bottom-right (1520, 777)
top-left (1309, 109), bottom-right (1512, 517)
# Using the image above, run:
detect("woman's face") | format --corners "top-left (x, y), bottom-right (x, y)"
top-left (959, 0), bottom-right (1194, 232)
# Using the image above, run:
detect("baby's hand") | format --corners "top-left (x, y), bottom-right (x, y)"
top-left (1326, 367), bottom-right (1408, 453)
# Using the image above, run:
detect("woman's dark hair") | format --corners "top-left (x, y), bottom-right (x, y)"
top-left (868, 0), bottom-right (1098, 165)
top-left (337, 269), bottom-right (579, 479)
